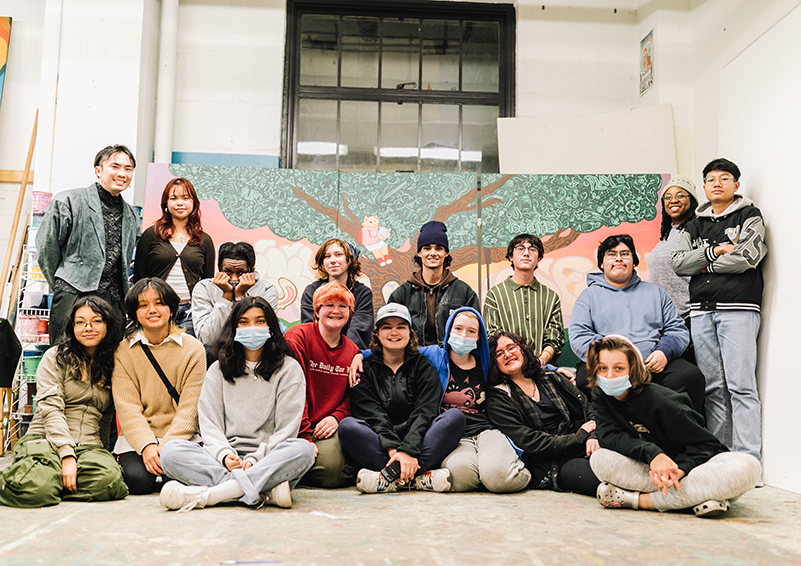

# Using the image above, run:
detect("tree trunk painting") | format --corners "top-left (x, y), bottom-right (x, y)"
top-left (164, 165), bottom-right (663, 316)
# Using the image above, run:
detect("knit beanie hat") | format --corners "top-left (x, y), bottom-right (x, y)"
top-left (661, 176), bottom-right (699, 203)
top-left (417, 221), bottom-right (449, 252)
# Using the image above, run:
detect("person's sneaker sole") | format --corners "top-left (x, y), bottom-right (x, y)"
top-left (269, 481), bottom-right (292, 509)
top-left (693, 499), bottom-right (730, 517)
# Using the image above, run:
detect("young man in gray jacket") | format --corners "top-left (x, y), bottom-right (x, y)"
top-left (36, 145), bottom-right (140, 343)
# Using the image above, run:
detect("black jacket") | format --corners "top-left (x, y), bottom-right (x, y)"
top-left (672, 196), bottom-right (766, 311)
top-left (486, 369), bottom-right (594, 490)
top-left (592, 383), bottom-right (727, 476)
top-left (349, 352), bottom-right (442, 457)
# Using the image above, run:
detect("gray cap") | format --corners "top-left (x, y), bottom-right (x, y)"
top-left (376, 303), bottom-right (411, 326)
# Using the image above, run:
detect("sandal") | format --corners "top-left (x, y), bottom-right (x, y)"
top-left (597, 482), bottom-right (639, 509)
top-left (693, 499), bottom-right (730, 517)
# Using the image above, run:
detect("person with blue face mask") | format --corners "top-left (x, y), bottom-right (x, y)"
top-left (587, 335), bottom-right (761, 518)
top-left (485, 331), bottom-right (601, 497)
top-left (348, 307), bottom-right (531, 493)
top-left (158, 297), bottom-right (314, 512)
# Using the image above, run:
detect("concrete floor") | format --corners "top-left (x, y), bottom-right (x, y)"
top-left (1, 455), bottom-right (800, 566)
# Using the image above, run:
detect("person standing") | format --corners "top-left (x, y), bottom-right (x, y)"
top-left (483, 234), bottom-right (564, 366)
top-left (389, 221), bottom-right (479, 346)
top-left (133, 177), bottom-right (215, 336)
top-left (672, 158), bottom-right (767, 462)
top-left (36, 145), bottom-right (141, 343)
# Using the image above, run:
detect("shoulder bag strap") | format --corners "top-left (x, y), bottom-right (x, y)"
top-left (139, 342), bottom-right (180, 403)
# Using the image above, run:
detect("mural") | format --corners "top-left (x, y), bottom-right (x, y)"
top-left (144, 164), bottom-right (666, 328)
top-left (0, 17), bottom-right (11, 106)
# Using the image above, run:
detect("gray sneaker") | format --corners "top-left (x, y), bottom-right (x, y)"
top-left (412, 469), bottom-right (451, 492)
top-left (356, 469), bottom-right (399, 494)
top-left (159, 480), bottom-right (210, 512)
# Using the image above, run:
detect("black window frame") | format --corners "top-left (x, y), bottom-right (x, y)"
top-left (281, 0), bottom-right (516, 171)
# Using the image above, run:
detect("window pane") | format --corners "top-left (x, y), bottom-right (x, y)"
top-left (300, 15), bottom-right (338, 87)
top-left (421, 20), bottom-right (459, 91)
top-left (381, 18), bottom-right (420, 90)
top-left (421, 104), bottom-right (459, 172)
top-left (462, 105), bottom-right (499, 173)
top-left (340, 101), bottom-right (378, 172)
top-left (380, 102), bottom-right (419, 172)
top-left (341, 16), bottom-right (379, 88)
top-left (462, 21), bottom-right (499, 92)
top-left (296, 99), bottom-right (338, 170)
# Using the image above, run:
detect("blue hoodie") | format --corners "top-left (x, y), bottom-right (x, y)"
top-left (362, 306), bottom-right (491, 394)
top-left (568, 271), bottom-right (689, 362)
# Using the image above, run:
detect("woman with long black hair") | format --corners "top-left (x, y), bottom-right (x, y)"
top-left (159, 297), bottom-right (314, 511)
top-left (0, 296), bottom-right (128, 507)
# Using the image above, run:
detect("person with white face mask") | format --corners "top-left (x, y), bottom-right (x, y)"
top-left (158, 297), bottom-right (314, 512)
top-left (587, 335), bottom-right (761, 518)
top-left (349, 307), bottom-right (531, 493)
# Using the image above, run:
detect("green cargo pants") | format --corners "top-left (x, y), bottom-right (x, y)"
top-left (0, 434), bottom-right (128, 508)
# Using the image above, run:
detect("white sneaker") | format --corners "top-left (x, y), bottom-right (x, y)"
top-left (412, 469), bottom-right (451, 492)
top-left (159, 480), bottom-right (210, 512)
top-left (693, 499), bottom-right (730, 517)
top-left (356, 469), bottom-right (398, 494)
top-left (269, 481), bottom-right (292, 509)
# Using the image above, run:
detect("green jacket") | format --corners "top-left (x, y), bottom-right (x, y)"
top-left (27, 348), bottom-right (114, 458)
top-left (35, 183), bottom-right (140, 293)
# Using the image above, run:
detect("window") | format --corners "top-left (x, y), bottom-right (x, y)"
top-left (282, 1), bottom-right (515, 173)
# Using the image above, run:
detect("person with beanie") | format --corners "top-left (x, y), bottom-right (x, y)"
top-left (388, 221), bottom-right (479, 346)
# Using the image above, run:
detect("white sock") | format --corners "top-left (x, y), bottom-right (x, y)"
top-left (205, 479), bottom-right (245, 506)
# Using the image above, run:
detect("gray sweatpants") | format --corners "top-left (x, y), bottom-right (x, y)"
top-left (442, 429), bottom-right (531, 493)
top-left (589, 448), bottom-right (761, 511)
top-left (160, 438), bottom-right (315, 506)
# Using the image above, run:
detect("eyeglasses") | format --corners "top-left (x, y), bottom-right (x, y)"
top-left (74, 319), bottom-right (105, 329)
top-left (320, 303), bottom-right (350, 311)
top-left (604, 250), bottom-right (633, 260)
top-left (662, 192), bottom-right (690, 202)
top-left (513, 245), bottom-right (539, 255)
top-left (495, 343), bottom-right (520, 359)
top-left (704, 175), bottom-right (734, 185)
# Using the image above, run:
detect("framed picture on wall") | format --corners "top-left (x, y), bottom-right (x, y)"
top-left (640, 29), bottom-right (654, 96)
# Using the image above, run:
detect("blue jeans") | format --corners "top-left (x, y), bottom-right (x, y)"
top-left (175, 302), bottom-right (194, 337)
top-left (691, 311), bottom-right (762, 460)
top-left (338, 408), bottom-right (465, 474)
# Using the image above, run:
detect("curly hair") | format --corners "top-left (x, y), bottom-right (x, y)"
top-left (312, 239), bottom-right (362, 287)
top-left (55, 296), bottom-right (123, 388)
top-left (152, 178), bottom-right (205, 246)
top-left (659, 186), bottom-right (698, 241)
top-left (487, 331), bottom-right (540, 387)
top-left (585, 335), bottom-right (651, 395)
top-left (213, 297), bottom-right (294, 384)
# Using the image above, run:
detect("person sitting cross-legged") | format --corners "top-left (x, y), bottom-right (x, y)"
top-left (159, 297), bottom-right (314, 512)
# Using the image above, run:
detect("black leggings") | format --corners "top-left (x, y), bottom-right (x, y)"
top-left (117, 451), bottom-right (164, 495)
top-left (557, 456), bottom-right (600, 496)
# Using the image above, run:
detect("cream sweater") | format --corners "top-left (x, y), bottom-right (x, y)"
top-left (112, 333), bottom-right (206, 454)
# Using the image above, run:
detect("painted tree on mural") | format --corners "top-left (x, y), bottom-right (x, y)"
top-left (170, 164), bottom-right (661, 306)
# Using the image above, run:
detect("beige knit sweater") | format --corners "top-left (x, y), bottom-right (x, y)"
top-left (112, 333), bottom-right (206, 454)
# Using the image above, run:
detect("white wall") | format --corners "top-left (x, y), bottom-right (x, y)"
top-left (0, 0), bottom-right (45, 316)
top-left (717, 3), bottom-right (801, 493)
top-left (173, 0), bottom-right (287, 157)
top-left (516, 1), bottom-right (640, 117)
